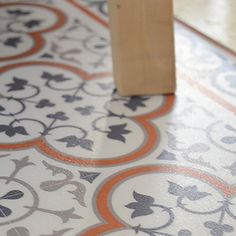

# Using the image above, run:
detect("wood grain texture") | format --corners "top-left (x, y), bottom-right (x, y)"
top-left (108, 0), bottom-right (176, 96)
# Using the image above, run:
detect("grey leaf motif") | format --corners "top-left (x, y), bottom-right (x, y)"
top-left (24, 19), bottom-right (42, 28)
top-left (167, 121), bottom-right (187, 130)
top-left (75, 106), bottom-right (95, 115)
top-left (41, 53), bottom-right (54, 58)
top-left (7, 9), bottom-right (31, 16)
top-left (79, 138), bottom-right (94, 151)
top-left (97, 82), bottom-right (113, 90)
top-left (221, 136), bottom-right (236, 144)
top-left (224, 160), bottom-right (236, 176)
top-left (6, 77), bottom-right (28, 92)
top-left (47, 112), bottom-right (68, 121)
top-left (40, 180), bottom-right (86, 207)
top-left (0, 190), bottom-right (24, 200)
top-left (183, 186), bottom-right (211, 201)
top-left (0, 125), bottom-right (28, 137)
top-left (204, 221), bottom-right (234, 236)
top-left (158, 150), bottom-right (176, 160)
top-left (62, 95), bottom-right (82, 103)
top-left (54, 208), bottom-right (82, 223)
top-left (12, 156), bottom-right (35, 169)
top-left (166, 131), bottom-right (184, 151)
top-left (0, 205), bottom-right (11, 217)
top-left (107, 123), bottom-right (131, 143)
top-left (40, 228), bottom-right (72, 236)
top-left (40, 180), bottom-right (66, 192)
top-left (56, 135), bottom-right (79, 147)
top-left (188, 143), bottom-right (210, 152)
top-left (79, 171), bottom-right (100, 183)
top-left (7, 227), bottom-right (30, 236)
top-left (14, 126), bottom-right (28, 135)
top-left (42, 71), bottom-right (71, 82)
top-left (133, 191), bottom-right (155, 204)
top-left (42, 161), bottom-right (73, 179)
top-left (4, 37), bottom-right (22, 48)
top-left (36, 99), bottom-right (55, 108)
top-left (168, 181), bottom-right (185, 197)
top-left (178, 229), bottom-right (192, 236)
top-left (225, 124), bottom-right (236, 132)
top-left (57, 136), bottom-right (94, 151)
top-left (168, 181), bottom-right (211, 200)
top-left (68, 182), bottom-right (86, 207)
top-left (0, 125), bottom-right (12, 136)
top-left (124, 96), bottom-right (149, 111)
top-left (6, 156), bottom-right (35, 184)
top-left (125, 191), bottom-right (154, 218)
top-left (41, 161), bottom-right (86, 207)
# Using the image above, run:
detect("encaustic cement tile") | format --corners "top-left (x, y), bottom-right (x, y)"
top-left (0, 0), bottom-right (236, 235)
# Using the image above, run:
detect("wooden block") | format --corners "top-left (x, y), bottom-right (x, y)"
top-left (108, 0), bottom-right (176, 96)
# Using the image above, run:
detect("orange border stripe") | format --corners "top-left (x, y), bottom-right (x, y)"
top-left (180, 72), bottom-right (236, 115)
top-left (0, 3), bottom-right (67, 61)
top-left (81, 164), bottom-right (236, 235)
top-left (0, 62), bottom-right (174, 166)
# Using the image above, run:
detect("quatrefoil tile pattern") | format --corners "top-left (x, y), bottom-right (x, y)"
top-left (0, 0), bottom-right (236, 236)
top-left (0, 2), bottom-right (66, 61)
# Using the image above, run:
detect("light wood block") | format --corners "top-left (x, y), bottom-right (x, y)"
top-left (108, 0), bottom-right (176, 96)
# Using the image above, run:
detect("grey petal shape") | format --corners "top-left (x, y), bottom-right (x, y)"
top-left (133, 191), bottom-right (155, 205)
top-left (0, 190), bottom-right (24, 200)
top-left (221, 136), bottom-right (236, 144)
top-left (184, 186), bottom-right (211, 201)
top-left (78, 138), bottom-right (94, 151)
top-left (168, 181), bottom-right (185, 197)
top-left (158, 150), bottom-right (176, 160)
top-left (0, 204), bottom-right (12, 217)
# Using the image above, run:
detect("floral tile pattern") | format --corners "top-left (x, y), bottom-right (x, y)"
top-left (0, 0), bottom-right (236, 236)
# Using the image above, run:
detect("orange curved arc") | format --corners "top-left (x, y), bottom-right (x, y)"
top-left (0, 117), bottom-right (156, 166)
top-left (89, 72), bottom-right (113, 79)
top-left (37, 119), bottom-right (158, 166)
top-left (81, 164), bottom-right (236, 235)
top-left (0, 34), bottom-right (44, 62)
top-left (0, 3), bottom-right (66, 61)
top-left (19, 96), bottom-right (172, 166)
top-left (1, 113), bottom-right (158, 166)
top-left (0, 138), bottom-right (42, 150)
top-left (0, 62), bottom-right (173, 166)
top-left (0, 61), bottom-right (90, 80)
top-left (180, 72), bottom-right (236, 115)
top-left (134, 95), bottom-right (175, 120)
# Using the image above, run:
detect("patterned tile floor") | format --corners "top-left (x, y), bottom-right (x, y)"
top-left (0, 1), bottom-right (236, 236)
top-left (174, 0), bottom-right (236, 53)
